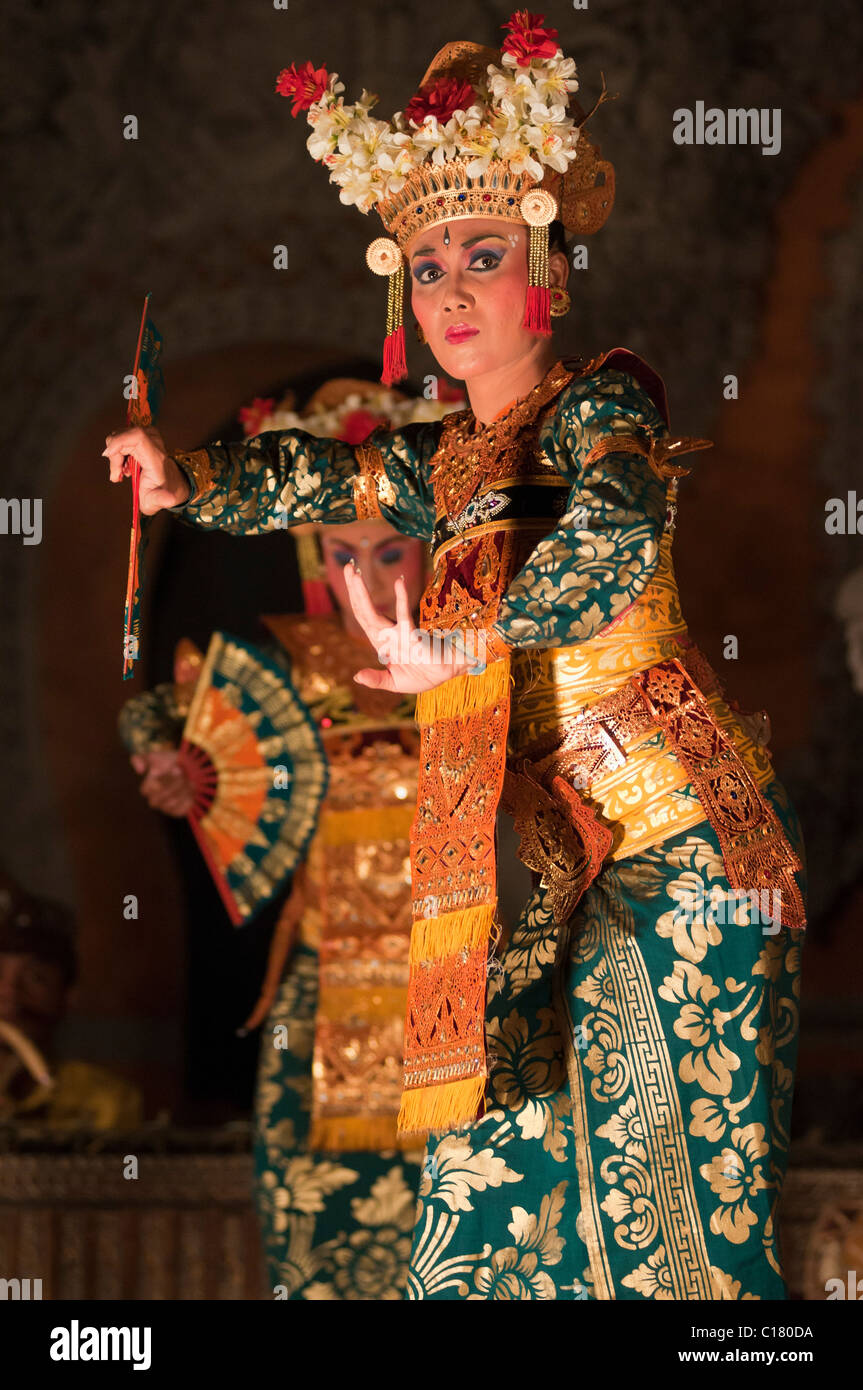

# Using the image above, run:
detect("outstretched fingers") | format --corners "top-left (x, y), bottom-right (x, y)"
top-left (394, 574), bottom-right (412, 634)
top-left (343, 562), bottom-right (388, 648)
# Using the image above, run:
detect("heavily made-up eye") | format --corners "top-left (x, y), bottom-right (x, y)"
top-left (468, 249), bottom-right (503, 271)
top-left (413, 261), bottom-right (443, 284)
top-left (331, 548), bottom-right (354, 567)
top-left (378, 546), bottom-right (405, 565)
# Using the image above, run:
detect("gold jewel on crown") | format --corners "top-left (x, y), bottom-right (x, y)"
top-left (373, 132), bottom-right (614, 252)
top-left (377, 154), bottom-right (540, 248)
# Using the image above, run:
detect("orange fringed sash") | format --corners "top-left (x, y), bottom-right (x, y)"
top-left (398, 657), bottom-right (511, 1135)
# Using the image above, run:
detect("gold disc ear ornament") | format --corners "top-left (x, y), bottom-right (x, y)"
top-left (519, 188), bottom-right (558, 227)
top-left (366, 236), bottom-right (403, 276)
top-left (550, 286), bottom-right (571, 318)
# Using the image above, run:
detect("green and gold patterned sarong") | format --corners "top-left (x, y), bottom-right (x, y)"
top-left (407, 801), bottom-right (804, 1300)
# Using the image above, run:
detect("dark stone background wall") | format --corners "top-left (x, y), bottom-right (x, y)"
top-left (1, 0), bottom-right (862, 1123)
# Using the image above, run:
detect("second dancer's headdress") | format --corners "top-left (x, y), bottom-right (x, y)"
top-left (241, 377), bottom-right (465, 611)
top-left (276, 10), bottom-right (615, 384)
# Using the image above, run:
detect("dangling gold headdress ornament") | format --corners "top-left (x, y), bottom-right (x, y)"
top-left (276, 10), bottom-right (615, 386)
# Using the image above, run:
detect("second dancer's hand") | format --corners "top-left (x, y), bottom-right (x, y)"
top-left (131, 749), bottom-right (196, 816)
top-left (343, 565), bottom-right (481, 694)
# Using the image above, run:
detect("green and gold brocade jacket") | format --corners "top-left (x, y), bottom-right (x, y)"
top-left (168, 356), bottom-right (670, 654)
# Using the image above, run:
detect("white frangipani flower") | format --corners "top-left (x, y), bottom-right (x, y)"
top-left (412, 115), bottom-right (462, 164)
top-left (306, 121), bottom-right (338, 162)
top-left (294, 45), bottom-right (584, 211)
top-left (523, 121), bottom-right (577, 173)
top-left (533, 57), bottom-right (578, 103)
top-left (463, 135), bottom-right (497, 177)
top-left (494, 125), bottom-right (529, 163)
top-left (377, 141), bottom-right (417, 179)
top-left (509, 150), bottom-right (545, 182)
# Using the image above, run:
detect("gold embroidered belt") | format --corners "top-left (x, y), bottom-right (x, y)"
top-left (508, 650), bottom-right (806, 931)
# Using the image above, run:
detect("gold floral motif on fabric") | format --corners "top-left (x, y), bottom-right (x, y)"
top-left (556, 886), bottom-right (720, 1298)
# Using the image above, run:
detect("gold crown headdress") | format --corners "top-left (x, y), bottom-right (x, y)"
top-left (276, 10), bottom-right (615, 385)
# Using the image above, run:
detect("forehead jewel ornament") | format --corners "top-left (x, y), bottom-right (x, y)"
top-left (276, 10), bottom-right (615, 386)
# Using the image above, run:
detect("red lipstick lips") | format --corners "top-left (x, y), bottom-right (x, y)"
top-left (444, 324), bottom-right (479, 343)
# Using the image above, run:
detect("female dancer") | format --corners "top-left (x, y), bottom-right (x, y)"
top-left (105, 12), bottom-right (806, 1299)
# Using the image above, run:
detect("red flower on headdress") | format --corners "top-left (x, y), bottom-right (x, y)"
top-left (337, 409), bottom-right (388, 445)
top-left (404, 77), bottom-right (475, 126)
top-left (501, 10), bottom-right (560, 66)
top-left (275, 61), bottom-right (331, 115)
top-left (238, 398), bottom-right (276, 437)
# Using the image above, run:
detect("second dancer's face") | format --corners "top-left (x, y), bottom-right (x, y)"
top-left (320, 521), bottom-right (425, 625)
top-left (407, 216), bottom-right (548, 381)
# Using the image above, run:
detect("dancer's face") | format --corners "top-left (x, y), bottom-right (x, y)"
top-left (320, 520), bottom-right (425, 623)
top-left (407, 215), bottom-right (568, 381)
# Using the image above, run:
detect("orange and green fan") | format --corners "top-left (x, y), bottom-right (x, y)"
top-left (176, 631), bottom-right (327, 925)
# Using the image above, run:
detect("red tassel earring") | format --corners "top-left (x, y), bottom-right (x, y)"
top-left (520, 189), bottom-right (558, 338)
top-left (366, 237), bottom-right (408, 386)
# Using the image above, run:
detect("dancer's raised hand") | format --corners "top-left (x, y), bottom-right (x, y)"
top-left (343, 565), bottom-right (483, 694)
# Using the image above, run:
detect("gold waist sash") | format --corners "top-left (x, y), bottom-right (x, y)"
top-left (507, 644), bottom-right (805, 929)
top-left (509, 537), bottom-right (775, 859)
top-left (510, 643), bottom-right (776, 861)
